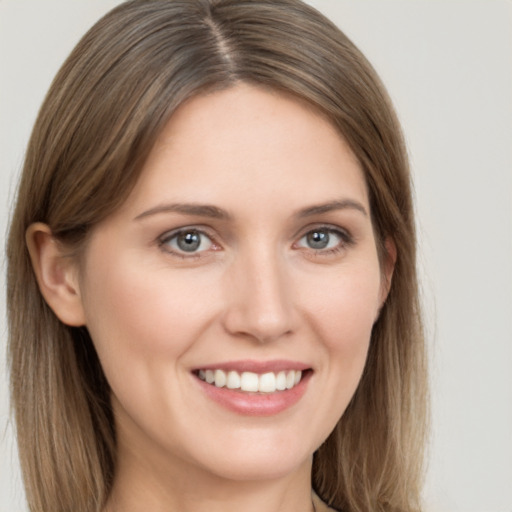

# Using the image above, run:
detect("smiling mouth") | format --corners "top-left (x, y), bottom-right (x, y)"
top-left (195, 369), bottom-right (307, 393)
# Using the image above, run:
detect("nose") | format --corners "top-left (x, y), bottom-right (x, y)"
top-left (222, 248), bottom-right (297, 344)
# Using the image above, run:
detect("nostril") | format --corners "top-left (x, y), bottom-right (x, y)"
top-left (222, 311), bottom-right (295, 344)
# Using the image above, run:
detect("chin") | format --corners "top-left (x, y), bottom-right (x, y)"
top-left (198, 451), bottom-right (311, 483)
top-left (181, 426), bottom-right (318, 483)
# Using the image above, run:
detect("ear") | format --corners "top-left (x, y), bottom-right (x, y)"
top-left (379, 236), bottom-right (397, 305)
top-left (26, 223), bottom-right (86, 326)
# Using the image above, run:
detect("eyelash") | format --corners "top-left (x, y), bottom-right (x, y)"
top-left (157, 225), bottom-right (354, 259)
top-left (294, 226), bottom-right (354, 257)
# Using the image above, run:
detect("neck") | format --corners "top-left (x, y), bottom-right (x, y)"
top-left (104, 438), bottom-right (315, 512)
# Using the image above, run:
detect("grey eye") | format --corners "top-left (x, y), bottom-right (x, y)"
top-left (177, 231), bottom-right (202, 252)
top-left (297, 228), bottom-right (347, 251)
top-left (305, 230), bottom-right (330, 249)
top-left (163, 229), bottom-right (213, 254)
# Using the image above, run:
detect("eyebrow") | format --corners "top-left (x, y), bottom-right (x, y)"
top-left (134, 203), bottom-right (231, 221)
top-left (296, 199), bottom-right (368, 218)
top-left (134, 198), bottom-right (367, 222)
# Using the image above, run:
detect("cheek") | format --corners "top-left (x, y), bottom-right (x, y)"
top-left (302, 261), bottom-right (381, 348)
top-left (300, 261), bottom-right (381, 399)
top-left (79, 246), bottom-right (219, 377)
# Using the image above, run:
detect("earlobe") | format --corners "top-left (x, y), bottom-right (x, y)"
top-left (26, 223), bottom-right (86, 326)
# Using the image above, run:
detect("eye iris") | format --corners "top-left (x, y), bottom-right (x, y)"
top-left (307, 230), bottom-right (329, 249)
top-left (177, 231), bottom-right (201, 252)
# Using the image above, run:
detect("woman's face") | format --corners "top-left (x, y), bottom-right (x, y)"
top-left (77, 84), bottom-right (389, 483)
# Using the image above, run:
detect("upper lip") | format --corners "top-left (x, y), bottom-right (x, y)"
top-left (192, 359), bottom-right (311, 373)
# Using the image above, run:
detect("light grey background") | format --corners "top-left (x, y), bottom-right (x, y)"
top-left (1, 1), bottom-right (511, 511)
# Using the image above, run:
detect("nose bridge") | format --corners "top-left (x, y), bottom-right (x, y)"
top-left (223, 242), bottom-right (295, 343)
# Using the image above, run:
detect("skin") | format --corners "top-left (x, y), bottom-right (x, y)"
top-left (27, 83), bottom-right (394, 512)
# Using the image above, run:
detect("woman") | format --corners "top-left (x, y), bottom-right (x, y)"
top-left (6, 1), bottom-right (428, 511)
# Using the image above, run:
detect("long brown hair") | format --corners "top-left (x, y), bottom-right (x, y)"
top-left (7, 1), bottom-right (428, 511)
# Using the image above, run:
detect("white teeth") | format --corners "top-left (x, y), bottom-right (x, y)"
top-left (197, 369), bottom-right (304, 393)
top-left (258, 372), bottom-right (276, 393)
top-left (226, 370), bottom-right (241, 389)
top-left (214, 369), bottom-right (227, 387)
top-left (276, 371), bottom-right (287, 391)
top-left (240, 372), bottom-right (259, 392)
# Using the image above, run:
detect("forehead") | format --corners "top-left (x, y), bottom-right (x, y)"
top-left (121, 83), bottom-right (368, 217)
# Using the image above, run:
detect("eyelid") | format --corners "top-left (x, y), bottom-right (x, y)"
top-left (294, 223), bottom-right (353, 241)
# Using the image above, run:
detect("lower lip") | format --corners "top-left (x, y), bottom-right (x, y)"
top-left (194, 371), bottom-right (311, 416)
